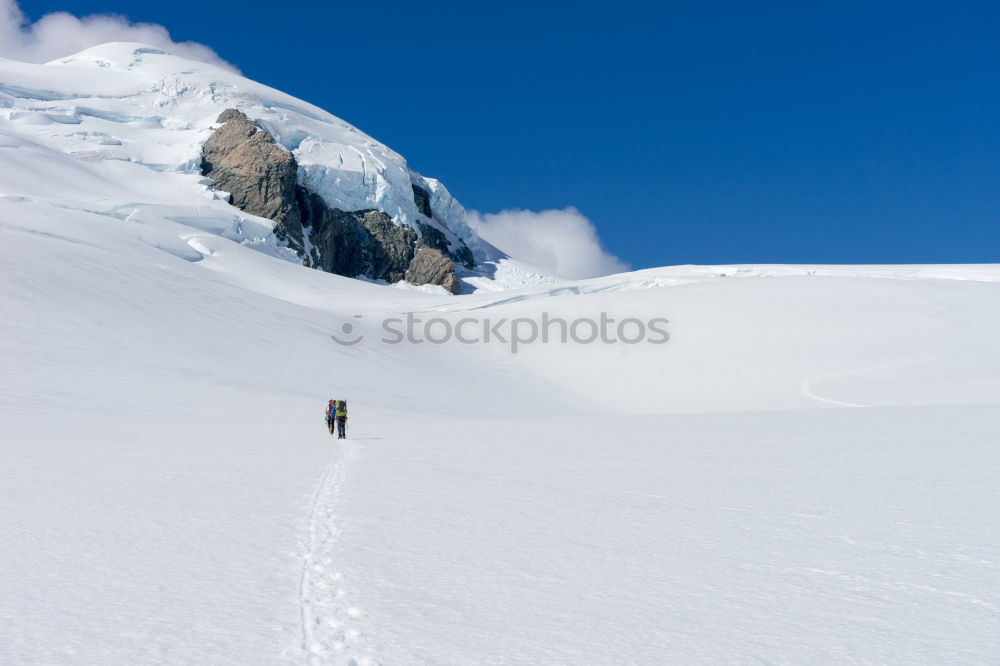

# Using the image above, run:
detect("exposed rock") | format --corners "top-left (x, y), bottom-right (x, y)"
top-left (202, 108), bottom-right (464, 292)
top-left (453, 245), bottom-right (476, 270)
top-left (415, 221), bottom-right (451, 255)
top-left (216, 108), bottom-right (247, 124)
top-left (406, 246), bottom-right (460, 294)
top-left (412, 184), bottom-right (433, 218)
top-left (200, 110), bottom-right (304, 252)
top-left (413, 184), bottom-right (476, 269)
top-left (296, 188), bottom-right (367, 276)
top-left (356, 210), bottom-right (418, 283)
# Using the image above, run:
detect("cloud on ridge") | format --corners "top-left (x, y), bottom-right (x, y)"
top-left (0, 0), bottom-right (236, 71)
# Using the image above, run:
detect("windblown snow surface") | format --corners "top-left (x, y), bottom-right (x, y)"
top-left (3, 44), bottom-right (1000, 666)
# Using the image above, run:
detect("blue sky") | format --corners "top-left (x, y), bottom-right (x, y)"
top-left (13, 0), bottom-right (1000, 269)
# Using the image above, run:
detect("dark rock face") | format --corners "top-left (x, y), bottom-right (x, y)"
top-left (201, 109), bottom-right (467, 293)
top-left (415, 221), bottom-right (451, 256)
top-left (453, 245), bottom-right (476, 271)
top-left (357, 210), bottom-right (419, 284)
top-left (406, 246), bottom-right (460, 294)
top-left (412, 184), bottom-right (433, 218)
top-left (296, 188), bottom-right (366, 275)
top-left (411, 187), bottom-right (476, 270)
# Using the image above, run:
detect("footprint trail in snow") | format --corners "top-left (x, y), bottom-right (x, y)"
top-left (299, 441), bottom-right (376, 666)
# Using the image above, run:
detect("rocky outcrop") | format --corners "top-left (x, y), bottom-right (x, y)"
top-left (452, 244), bottom-right (476, 271)
top-left (411, 186), bottom-right (477, 270)
top-left (201, 110), bottom-right (465, 294)
top-left (406, 246), bottom-right (460, 294)
top-left (358, 210), bottom-right (419, 284)
top-left (412, 184), bottom-right (433, 218)
top-left (296, 189), bottom-right (367, 275)
top-left (415, 220), bottom-right (450, 256)
top-left (200, 110), bottom-right (304, 253)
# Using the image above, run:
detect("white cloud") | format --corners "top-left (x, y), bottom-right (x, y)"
top-left (467, 207), bottom-right (630, 279)
top-left (0, 0), bottom-right (235, 71)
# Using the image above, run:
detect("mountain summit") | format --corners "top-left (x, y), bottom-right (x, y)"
top-left (0, 41), bottom-right (521, 292)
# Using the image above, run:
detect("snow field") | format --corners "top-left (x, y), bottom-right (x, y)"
top-left (3, 41), bottom-right (1000, 665)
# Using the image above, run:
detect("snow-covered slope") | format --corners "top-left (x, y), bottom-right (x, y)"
top-left (3, 43), bottom-right (1000, 666)
top-left (4, 179), bottom-right (1000, 663)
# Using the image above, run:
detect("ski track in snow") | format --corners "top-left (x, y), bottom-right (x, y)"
top-left (800, 375), bottom-right (869, 408)
top-left (299, 440), bottom-right (376, 666)
top-left (798, 362), bottom-right (905, 408)
top-left (801, 357), bottom-right (937, 409)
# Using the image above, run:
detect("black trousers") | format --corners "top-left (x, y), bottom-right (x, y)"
top-left (336, 417), bottom-right (346, 437)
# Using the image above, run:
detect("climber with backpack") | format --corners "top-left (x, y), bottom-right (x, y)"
top-left (335, 400), bottom-right (348, 439)
top-left (325, 399), bottom-right (336, 436)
